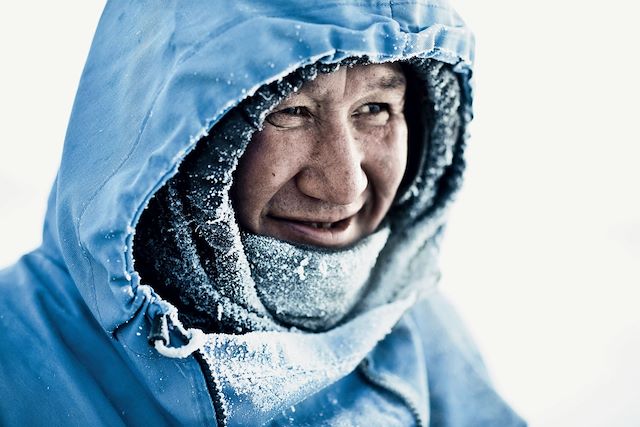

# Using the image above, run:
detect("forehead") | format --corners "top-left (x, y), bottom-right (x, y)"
top-left (290, 62), bottom-right (406, 102)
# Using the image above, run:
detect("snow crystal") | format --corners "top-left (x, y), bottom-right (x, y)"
top-left (123, 286), bottom-right (135, 298)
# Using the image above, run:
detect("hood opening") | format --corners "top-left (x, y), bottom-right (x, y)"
top-left (132, 57), bottom-right (465, 334)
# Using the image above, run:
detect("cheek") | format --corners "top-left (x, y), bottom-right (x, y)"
top-left (363, 121), bottom-right (408, 196)
top-left (232, 130), bottom-right (298, 228)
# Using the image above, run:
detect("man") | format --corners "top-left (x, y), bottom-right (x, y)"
top-left (0, 1), bottom-right (525, 426)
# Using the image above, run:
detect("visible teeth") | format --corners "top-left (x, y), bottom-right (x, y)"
top-left (308, 222), bottom-right (332, 229)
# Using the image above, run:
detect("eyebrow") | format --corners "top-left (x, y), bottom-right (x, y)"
top-left (367, 74), bottom-right (406, 91)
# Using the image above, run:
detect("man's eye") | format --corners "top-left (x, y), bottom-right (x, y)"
top-left (355, 103), bottom-right (388, 115)
top-left (353, 103), bottom-right (390, 125)
top-left (280, 107), bottom-right (307, 115)
top-left (265, 106), bottom-right (309, 128)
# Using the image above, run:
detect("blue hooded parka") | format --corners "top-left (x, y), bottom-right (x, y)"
top-left (0, 1), bottom-right (526, 426)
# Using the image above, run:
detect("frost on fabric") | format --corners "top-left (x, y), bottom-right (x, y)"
top-left (199, 293), bottom-right (416, 424)
top-left (241, 227), bottom-right (390, 331)
top-left (396, 60), bottom-right (461, 212)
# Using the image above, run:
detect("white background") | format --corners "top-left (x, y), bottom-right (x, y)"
top-left (1, 2), bottom-right (638, 426)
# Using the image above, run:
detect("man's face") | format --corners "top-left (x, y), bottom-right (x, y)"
top-left (232, 63), bottom-right (408, 248)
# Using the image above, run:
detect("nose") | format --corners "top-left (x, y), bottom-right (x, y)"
top-left (296, 120), bottom-right (368, 205)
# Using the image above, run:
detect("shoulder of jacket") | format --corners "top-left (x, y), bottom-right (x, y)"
top-left (0, 249), bottom-right (93, 344)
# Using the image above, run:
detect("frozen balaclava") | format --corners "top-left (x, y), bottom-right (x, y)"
top-left (133, 58), bottom-right (463, 334)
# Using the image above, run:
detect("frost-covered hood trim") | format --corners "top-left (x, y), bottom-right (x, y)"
top-left (46, 1), bottom-right (474, 333)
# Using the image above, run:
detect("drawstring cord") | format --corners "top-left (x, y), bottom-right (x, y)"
top-left (147, 301), bottom-right (207, 359)
top-left (148, 310), bottom-right (170, 345)
top-left (145, 297), bottom-right (225, 423)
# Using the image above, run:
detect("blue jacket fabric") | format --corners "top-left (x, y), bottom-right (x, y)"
top-left (0, 1), bottom-right (526, 426)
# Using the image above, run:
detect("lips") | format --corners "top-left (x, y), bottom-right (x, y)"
top-left (292, 217), bottom-right (352, 231)
top-left (307, 222), bottom-right (331, 229)
top-left (266, 214), bottom-right (357, 247)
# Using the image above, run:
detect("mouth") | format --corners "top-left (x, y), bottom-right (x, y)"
top-left (266, 214), bottom-right (358, 247)
top-left (287, 217), bottom-right (352, 231)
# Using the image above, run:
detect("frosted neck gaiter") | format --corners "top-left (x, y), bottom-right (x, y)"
top-left (241, 227), bottom-right (390, 331)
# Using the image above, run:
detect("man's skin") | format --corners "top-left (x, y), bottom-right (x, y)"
top-left (232, 63), bottom-right (408, 248)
